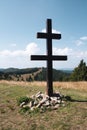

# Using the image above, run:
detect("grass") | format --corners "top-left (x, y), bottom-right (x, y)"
top-left (0, 80), bottom-right (87, 130)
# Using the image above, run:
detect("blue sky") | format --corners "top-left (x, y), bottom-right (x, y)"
top-left (0, 0), bottom-right (87, 69)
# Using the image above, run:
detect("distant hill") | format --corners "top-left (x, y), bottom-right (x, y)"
top-left (0, 67), bottom-right (71, 81)
top-left (1, 68), bottom-right (40, 74)
top-left (0, 68), bottom-right (5, 72)
top-left (60, 69), bottom-right (73, 74)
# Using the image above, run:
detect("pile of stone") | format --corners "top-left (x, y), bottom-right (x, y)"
top-left (20, 91), bottom-right (65, 111)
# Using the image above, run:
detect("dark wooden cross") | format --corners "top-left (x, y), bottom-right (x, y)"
top-left (31, 19), bottom-right (67, 96)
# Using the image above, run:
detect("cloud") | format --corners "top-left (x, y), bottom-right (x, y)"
top-left (75, 40), bottom-right (83, 46)
top-left (52, 47), bottom-right (87, 69)
top-left (25, 42), bottom-right (39, 55)
top-left (42, 29), bottom-right (61, 34)
top-left (74, 36), bottom-right (87, 46)
top-left (75, 35), bottom-right (87, 46)
top-left (0, 42), bottom-right (39, 57)
top-left (75, 36), bottom-right (87, 46)
top-left (0, 50), bottom-right (11, 56)
top-left (0, 42), bottom-right (87, 68)
top-left (80, 36), bottom-right (87, 41)
top-left (0, 42), bottom-right (40, 68)
top-left (53, 47), bottom-right (72, 55)
top-left (53, 46), bottom-right (87, 59)
top-left (75, 51), bottom-right (87, 58)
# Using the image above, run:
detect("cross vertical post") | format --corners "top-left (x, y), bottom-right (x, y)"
top-left (46, 19), bottom-right (53, 96)
top-left (31, 19), bottom-right (67, 96)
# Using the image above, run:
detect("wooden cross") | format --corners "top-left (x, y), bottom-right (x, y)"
top-left (31, 19), bottom-right (67, 96)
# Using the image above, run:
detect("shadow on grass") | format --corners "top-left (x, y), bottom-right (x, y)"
top-left (64, 96), bottom-right (87, 102)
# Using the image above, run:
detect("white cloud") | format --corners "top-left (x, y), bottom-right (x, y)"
top-left (0, 42), bottom-right (39, 57)
top-left (42, 29), bottom-right (61, 34)
top-left (75, 35), bottom-right (87, 46)
top-left (52, 46), bottom-right (87, 68)
top-left (0, 50), bottom-right (11, 56)
top-left (80, 36), bottom-right (87, 41)
top-left (0, 42), bottom-right (87, 68)
top-left (53, 46), bottom-right (87, 59)
top-left (75, 40), bottom-right (83, 46)
top-left (25, 42), bottom-right (39, 55)
top-left (0, 42), bottom-right (40, 68)
top-left (53, 47), bottom-right (72, 55)
top-left (75, 51), bottom-right (87, 58)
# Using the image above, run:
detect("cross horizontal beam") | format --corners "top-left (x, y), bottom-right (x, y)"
top-left (31, 55), bottom-right (67, 60)
top-left (37, 33), bottom-right (61, 39)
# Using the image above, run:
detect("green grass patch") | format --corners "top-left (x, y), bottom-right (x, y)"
top-left (17, 96), bottom-right (32, 105)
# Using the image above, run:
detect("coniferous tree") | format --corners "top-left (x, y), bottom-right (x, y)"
top-left (70, 59), bottom-right (87, 81)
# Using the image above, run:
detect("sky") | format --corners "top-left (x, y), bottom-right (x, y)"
top-left (0, 0), bottom-right (87, 69)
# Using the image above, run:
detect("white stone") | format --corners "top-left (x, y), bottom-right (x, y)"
top-left (29, 101), bottom-right (33, 107)
top-left (30, 106), bottom-right (35, 111)
top-left (20, 102), bottom-right (25, 107)
top-left (35, 91), bottom-right (42, 97)
top-left (51, 100), bottom-right (58, 106)
top-left (40, 99), bottom-right (47, 104)
top-left (57, 100), bottom-right (61, 104)
top-left (53, 104), bottom-right (59, 110)
top-left (50, 97), bottom-right (58, 101)
top-left (33, 100), bottom-right (38, 106)
top-left (44, 101), bottom-right (50, 106)
top-left (36, 103), bottom-right (41, 108)
top-left (19, 91), bottom-right (65, 111)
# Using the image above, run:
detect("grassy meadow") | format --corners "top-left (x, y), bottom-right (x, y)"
top-left (0, 80), bottom-right (87, 130)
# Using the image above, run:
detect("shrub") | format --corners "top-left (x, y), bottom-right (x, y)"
top-left (20, 106), bottom-right (30, 113)
top-left (17, 96), bottom-right (32, 105)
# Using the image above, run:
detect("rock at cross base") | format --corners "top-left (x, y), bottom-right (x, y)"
top-left (19, 91), bottom-right (65, 111)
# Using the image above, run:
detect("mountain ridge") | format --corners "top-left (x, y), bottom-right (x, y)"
top-left (0, 67), bottom-right (71, 81)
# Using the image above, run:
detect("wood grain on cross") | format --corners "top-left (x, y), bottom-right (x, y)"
top-left (31, 19), bottom-right (67, 96)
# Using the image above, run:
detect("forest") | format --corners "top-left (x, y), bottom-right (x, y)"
top-left (0, 59), bottom-right (87, 81)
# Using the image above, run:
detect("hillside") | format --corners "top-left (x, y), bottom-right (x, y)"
top-left (0, 67), bottom-right (70, 81)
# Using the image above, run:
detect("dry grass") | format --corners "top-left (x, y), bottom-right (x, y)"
top-left (53, 81), bottom-right (87, 91)
top-left (0, 80), bottom-right (46, 87)
top-left (0, 80), bottom-right (87, 130)
top-left (0, 80), bottom-right (87, 90)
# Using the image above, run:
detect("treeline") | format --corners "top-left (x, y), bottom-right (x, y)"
top-left (0, 67), bottom-right (70, 81)
top-left (0, 59), bottom-right (87, 81)
top-left (33, 68), bottom-right (70, 81)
